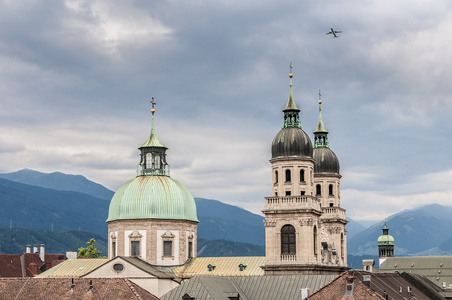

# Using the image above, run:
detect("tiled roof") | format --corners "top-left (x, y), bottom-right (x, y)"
top-left (35, 258), bottom-right (108, 278)
top-left (0, 277), bottom-right (161, 300)
top-left (308, 270), bottom-right (446, 300)
top-left (172, 256), bottom-right (266, 278)
top-left (162, 274), bottom-right (339, 300)
top-left (379, 256), bottom-right (452, 288)
top-left (0, 253), bottom-right (66, 278)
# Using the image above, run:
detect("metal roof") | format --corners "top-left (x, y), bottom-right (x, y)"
top-left (35, 259), bottom-right (108, 278)
top-left (172, 257), bottom-right (265, 278)
top-left (106, 176), bottom-right (198, 223)
top-left (162, 274), bottom-right (339, 300)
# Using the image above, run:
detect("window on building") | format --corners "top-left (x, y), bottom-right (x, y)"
top-left (131, 241), bottom-right (140, 256)
top-left (275, 192), bottom-right (278, 197)
top-left (285, 169), bottom-right (291, 182)
top-left (275, 170), bottom-right (278, 184)
top-left (316, 184), bottom-right (321, 196)
top-left (163, 241), bottom-right (173, 257)
top-left (281, 225), bottom-right (296, 254)
top-left (146, 153), bottom-right (152, 168)
top-left (112, 241), bottom-right (116, 258)
top-left (329, 184), bottom-right (333, 196)
top-left (188, 241), bottom-right (193, 258)
top-left (285, 191), bottom-right (291, 196)
top-left (300, 191), bottom-right (305, 195)
top-left (300, 169), bottom-right (305, 182)
top-left (313, 226), bottom-right (317, 257)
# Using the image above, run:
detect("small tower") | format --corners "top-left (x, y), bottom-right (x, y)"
top-left (107, 100), bottom-right (198, 266)
top-left (313, 95), bottom-right (347, 267)
top-left (378, 220), bottom-right (394, 267)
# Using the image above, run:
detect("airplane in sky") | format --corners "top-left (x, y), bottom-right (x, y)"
top-left (326, 28), bottom-right (342, 38)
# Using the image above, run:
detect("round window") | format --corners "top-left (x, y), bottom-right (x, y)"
top-left (113, 263), bottom-right (124, 272)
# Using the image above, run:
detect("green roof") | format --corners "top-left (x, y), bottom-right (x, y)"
top-left (140, 116), bottom-right (167, 148)
top-left (106, 176), bottom-right (198, 223)
top-left (378, 234), bottom-right (394, 245)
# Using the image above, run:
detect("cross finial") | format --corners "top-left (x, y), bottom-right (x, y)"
top-left (289, 62), bottom-right (293, 74)
top-left (150, 97), bottom-right (156, 115)
top-left (318, 90), bottom-right (321, 100)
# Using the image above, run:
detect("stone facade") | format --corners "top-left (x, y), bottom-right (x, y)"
top-left (108, 219), bottom-right (197, 265)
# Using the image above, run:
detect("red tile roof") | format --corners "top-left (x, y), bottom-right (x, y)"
top-left (0, 253), bottom-right (67, 277)
top-left (0, 277), bottom-right (161, 300)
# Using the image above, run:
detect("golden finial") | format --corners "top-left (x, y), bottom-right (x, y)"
top-left (318, 90), bottom-right (322, 104)
top-left (150, 97), bottom-right (156, 115)
top-left (289, 62), bottom-right (293, 78)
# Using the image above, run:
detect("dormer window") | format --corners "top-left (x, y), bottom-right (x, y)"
top-left (207, 264), bottom-right (216, 271)
top-left (238, 263), bottom-right (247, 271)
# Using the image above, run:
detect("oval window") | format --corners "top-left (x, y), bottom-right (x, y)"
top-left (113, 263), bottom-right (124, 272)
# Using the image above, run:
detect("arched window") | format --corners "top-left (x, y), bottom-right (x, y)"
top-left (341, 233), bottom-right (344, 262)
top-left (281, 225), bottom-right (296, 254)
top-left (154, 155), bottom-right (161, 169)
top-left (329, 184), bottom-right (333, 196)
top-left (146, 153), bottom-right (152, 168)
top-left (300, 169), bottom-right (305, 182)
top-left (316, 184), bottom-right (321, 196)
top-left (313, 226), bottom-right (318, 257)
top-left (275, 170), bottom-right (278, 184)
top-left (285, 170), bottom-right (291, 182)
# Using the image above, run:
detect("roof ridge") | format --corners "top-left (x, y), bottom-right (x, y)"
top-left (126, 278), bottom-right (143, 300)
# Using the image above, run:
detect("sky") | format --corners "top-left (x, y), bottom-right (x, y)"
top-left (1, 0), bottom-right (452, 226)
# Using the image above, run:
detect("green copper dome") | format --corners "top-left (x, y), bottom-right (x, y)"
top-left (107, 101), bottom-right (198, 223)
top-left (106, 175), bottom-right (198, 223)
top-left (378, 234), bottom-right (394, 245)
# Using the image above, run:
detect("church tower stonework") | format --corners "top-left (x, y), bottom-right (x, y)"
top-left (262, 71), bottom-right (347, 275)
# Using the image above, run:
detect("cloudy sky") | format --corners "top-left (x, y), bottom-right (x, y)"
top-left (1, 0), bottom-right (452, 226)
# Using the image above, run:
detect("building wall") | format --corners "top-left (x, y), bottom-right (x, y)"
top-left (107, 219), bottom-right (197, 266)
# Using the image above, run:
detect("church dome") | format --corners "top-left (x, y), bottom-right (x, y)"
top-left (378, 234), bottom-right (394, 245)
top-left (106, 176), bottom-right (198, 223)
top-left (271, 127), bottom-right (313, 158)
top-left (313, 147), bottom-right (340, 174)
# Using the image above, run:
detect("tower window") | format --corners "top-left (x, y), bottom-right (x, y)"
top-left (112, 241), bottom-right (116, 258)
top-left (316, 184), bottom-right (321, 196)
top-left (285, 170), bottom-right (291, 182)
top-left (131, 241), bottom-right (140, 256)
top-left (275, 170), bottom-right (278, 184)
top-left (300, 169), bottom-right (305, 182)
top-left (163, 241), bottom-right (173, 257)
top-left (329, 184), bottom-right (334, 196)
top-left (188, 241), bottom-right (193, 258)
top-left (300, 191), bottom-right (305, 195)
top-left (285, 191), bottom-right (291, 196)
top-left (281, 225), bottom-right (296, 254)
top-left (314, 226), bottom-right (318, 257)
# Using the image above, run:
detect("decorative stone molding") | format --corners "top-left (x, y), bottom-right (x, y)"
top-left (161, 231), bottom-right (175, 238)
top-left (129, 230), bottom-right (142, 238)
top-left (110, 232), bottom-right (117, 239)
top-left (264, 219), bottom-right (276, 227)
top-left (299, 218), bottom-right (314, 226)
top-left (326, 226), bottom-right (342, 234)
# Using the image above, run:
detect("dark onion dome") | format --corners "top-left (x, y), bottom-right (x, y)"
top-left (313, 99), bottom-right (339, 174)
top-left (313, 147), bottom-right (340, 174)
top-left (272, 127), bottom-right (313, 158)
top-left (271, 70), bottom-right (313, 159)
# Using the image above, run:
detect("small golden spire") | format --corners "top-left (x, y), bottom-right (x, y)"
top-left (289, 62), bottom-right (293, 78)
top-left (318, 90), bottom-right (322, 104)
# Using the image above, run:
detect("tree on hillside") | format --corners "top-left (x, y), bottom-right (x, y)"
top-left (77, 238), bottom-right (102, 258)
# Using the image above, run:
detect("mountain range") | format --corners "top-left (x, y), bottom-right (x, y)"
top-left (2, 169), bottom-right (451, 260)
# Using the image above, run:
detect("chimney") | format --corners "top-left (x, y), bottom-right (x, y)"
top-left (344, 270), bottom-right (355, 296)
top-left (29, 263), bottom-right (38, 276)
top-left (301, 288), bottom-right (310, 299)
top-left (40, 244), bottom-right (45, 262)
top-left (26, 245), bottom-right (31, 253)
top-left (33, 244), bottom-right (38, 253)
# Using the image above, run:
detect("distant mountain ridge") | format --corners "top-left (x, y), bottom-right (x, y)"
top-left (348, 203), bottom-right (452, 256)
top-left (0, 169), bottom-right (114, 201)
top-left (0, 169), bottom-right (372, 257)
